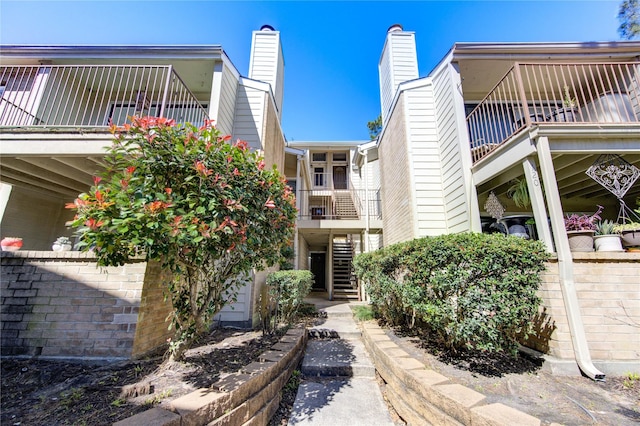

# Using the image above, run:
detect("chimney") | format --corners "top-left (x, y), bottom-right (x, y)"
top-left (378, 24), bottom-right (419, 122)
top-left (248, 25), bottom-right (285, 119)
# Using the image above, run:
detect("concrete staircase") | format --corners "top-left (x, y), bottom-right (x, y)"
top-left (288, 300), bottom-right (394, 425)
top-left (332, 240), bottom-right (359, 301)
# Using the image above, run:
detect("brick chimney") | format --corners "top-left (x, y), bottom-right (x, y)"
top-left (378, 24), bottom-right (419, 122)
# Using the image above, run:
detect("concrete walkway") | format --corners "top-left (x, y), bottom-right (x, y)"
top-left (288, 294), bottom-right (396, 425)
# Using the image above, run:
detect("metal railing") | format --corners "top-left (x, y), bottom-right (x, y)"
top-left (298, 189), bottom-right (382, 220)
top-left (467, 62), bottom-right (640, 163)
top-left (0, 65), bottom-right (209, 127)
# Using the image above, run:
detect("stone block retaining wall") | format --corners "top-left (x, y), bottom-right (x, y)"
top-left (1, 251), bottom-right (173, 359)
top-left (114, 327), bottom-right (306, 426)
top-left (360, 321), bottom-right (542, 426)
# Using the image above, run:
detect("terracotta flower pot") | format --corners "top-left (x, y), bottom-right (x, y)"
top-left (1, 237), bottom-right (23, 251)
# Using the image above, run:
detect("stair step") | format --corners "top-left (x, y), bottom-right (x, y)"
top-left (301, 339), bottom-right (375, 378)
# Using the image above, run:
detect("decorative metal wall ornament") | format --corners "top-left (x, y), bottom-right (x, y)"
top-left (484, 191), bottom-right (505, 220)
top-left (586, 154), bottom-right (640, 223)
top-left (586, 154), bottom-right (639, 199)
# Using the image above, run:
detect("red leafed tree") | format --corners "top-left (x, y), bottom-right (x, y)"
top-left (67, 117), bottom-right (297, 359)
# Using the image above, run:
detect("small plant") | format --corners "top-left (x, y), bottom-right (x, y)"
top-left (614, 222), bottom-right (640, 232)
top-left (562, 85), bottom-right (578, 108)
top-left (110, 398), bottom-right (125, 407)
top-left (595, 219), bottom-right (619, 236)
top-left (507, 178), bottom-right (530, 208)
top-left (285, 369), bottom-right (302, 392)
top-left (60, 388), bottom-right (84, 408)
top-left (623, 372), bottom-right (639, 389)
top-left (564, 205), bottom-right (603, 232)
top-left (54, 236), bottom-right (71, 245)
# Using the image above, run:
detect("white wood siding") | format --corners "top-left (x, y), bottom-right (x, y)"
top-left (379, 32), bottom-right (419, 122)
top-left (249, 31), bottom-right (284, 117)
top-left (232, 84), bottom-right (265, 150)
top-left (216, 63), bottom-right (239, 136)
top-left (431, 64), bottom-right (471, 233)
top-left (404, 82), bottom-right (448, 236)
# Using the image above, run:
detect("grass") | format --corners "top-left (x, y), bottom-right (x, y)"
top-left (352, 305), bottom-right (374, 321)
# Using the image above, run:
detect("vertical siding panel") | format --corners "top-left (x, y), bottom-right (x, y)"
top-left (432, 64), bottom-right (471, 233)
top-left (232, 84), bottom-right (265, 151)
top-left (404, 83), bottom-right (448, 237)
top-left (216, 63), bottom-right (238, 136)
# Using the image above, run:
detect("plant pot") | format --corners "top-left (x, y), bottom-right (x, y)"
top-left (52, 243), bottom-right (72, 252)
top-left (1, 238), bottom-right (23, 251)
top-left (594, 234), bottom-right (624, 252)
top-left (567, 230), bottom-right (594, 252)
top-left (620, 230), bottom-right (640, 248)
top-left (551, 107), bottom-right (577, 122)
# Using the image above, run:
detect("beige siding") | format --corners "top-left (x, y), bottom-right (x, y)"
top-left (262, 96), bottom-right (285, 171)
top-left (232, 85), bottom-right (265, 150)
top-left (298, 234), bottom-right (309, 271)
top-left (216, 63), bottom-right (239, 136)
top-left (432, 64), bottom-right (471, 233)
top-left (379, 94), bottom-right (414, 246)
top-left (404, 83), bottom-right (448, 236)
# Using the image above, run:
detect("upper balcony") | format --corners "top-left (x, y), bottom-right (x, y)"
top-left (466, 62), bottom-right (640, 163)
top-left (0, 65), bottom-right (209, 129)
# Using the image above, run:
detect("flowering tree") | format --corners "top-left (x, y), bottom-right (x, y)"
top-left (67, 117), bottom-right (297, 358)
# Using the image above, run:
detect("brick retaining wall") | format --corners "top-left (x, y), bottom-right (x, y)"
top-left (532, 252), bottom-right (640, 374)
top-left (1, 251), bottom-right (173, 360)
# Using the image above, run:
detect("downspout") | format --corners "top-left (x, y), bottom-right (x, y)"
top-left (294, 155), bottom-right (302, 270)
top-left (535, 134), bottom-right (605, 381)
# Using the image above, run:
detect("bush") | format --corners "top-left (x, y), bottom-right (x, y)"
top-left (263, 270), bottom-right (314, 332)
top-left (354, 233), bottom-right (550, 354)
top-left (67, 117), bottom-right (297, 359)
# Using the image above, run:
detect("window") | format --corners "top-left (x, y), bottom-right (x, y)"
top-left (333, 152), bottom-right (347, 162)
top-left (312, 152), bottom-right (327, 162)
top-left (314, 167), bottom-right (324, 187)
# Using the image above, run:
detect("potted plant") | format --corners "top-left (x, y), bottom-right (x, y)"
top-left (594, 220), bottom-right (623, 252)
top-left (52, 236), bottom-right (72, 252)
top-left (613, 222), bottom-right (640, 249)
top-left (551, 85), bottom-right (578, 122)
top-left (564, 205), bottom-right (603, 252)
top-left (1, 237), bottom-right (23, 251)
top-left (507, 178), bottom-right (530, 208)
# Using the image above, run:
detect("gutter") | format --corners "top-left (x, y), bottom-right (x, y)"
top-left (535, 134), bottom-right (605, 381)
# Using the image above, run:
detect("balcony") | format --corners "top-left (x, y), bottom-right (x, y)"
top-left (298, 189), bottom-right (382, 221)
top-left (0, 65), bottom-right (208, 128)
top-left (466, 62), bottom-right (640, 163)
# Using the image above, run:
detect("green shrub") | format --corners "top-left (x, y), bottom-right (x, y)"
top-left (354, 233), bottom-right (550, 354)
top-left (265, 270), bottom-right (314, 329)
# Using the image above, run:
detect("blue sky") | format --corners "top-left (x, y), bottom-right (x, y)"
top-left (0, 1), bottom-right (623, 141)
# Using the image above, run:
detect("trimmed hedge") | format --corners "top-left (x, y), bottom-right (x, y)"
top-left (353, 233), bottom-right (550, 353)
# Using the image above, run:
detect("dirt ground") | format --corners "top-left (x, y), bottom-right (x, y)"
top-left (1, 328), bottom-right (283, 426)
top-left (2, 319), bottom-right (639, 426)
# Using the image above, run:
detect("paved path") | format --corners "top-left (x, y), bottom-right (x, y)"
top-left (288, 295), bottom-right (396, 425)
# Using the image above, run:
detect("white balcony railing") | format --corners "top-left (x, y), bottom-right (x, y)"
top-left (298, 189), bottom-right (381, 220)
top-left (467, 62), bottom-right (640, 163)
top-left (0, 65), bottom-right (209, 128)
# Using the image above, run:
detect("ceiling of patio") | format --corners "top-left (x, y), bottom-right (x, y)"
top-left (0, 155), bottom-right (102, 199)
top-left (476, 152), bottom-right (640, 214)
